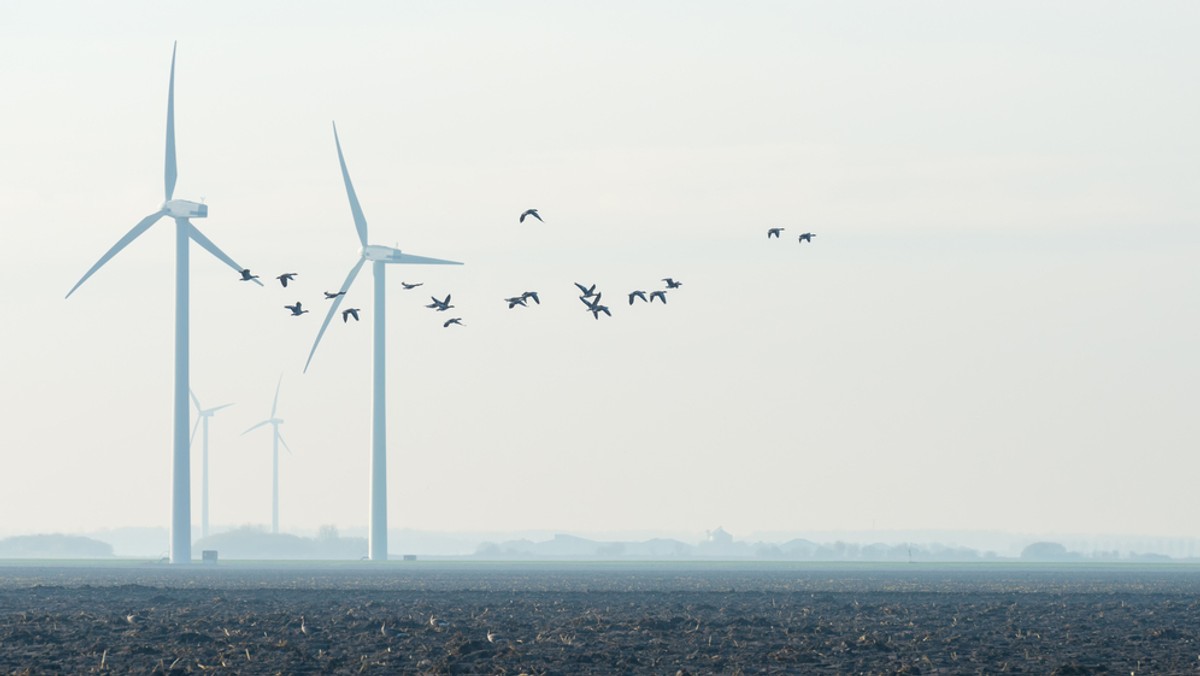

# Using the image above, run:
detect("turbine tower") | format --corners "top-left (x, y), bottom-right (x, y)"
top-left (242, 376), bottom-right (293, 534)
top-left (189, 389), bottom-right (234, 539)
top-left (65, 43), bottom-right (261, 564)
top-left (305, 122), bottom-right (462, 561)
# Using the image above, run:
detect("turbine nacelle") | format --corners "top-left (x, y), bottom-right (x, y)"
top-left (361, 244), bottom-right (404, 262)
top-left (164, 199), bottom-right (208, 219)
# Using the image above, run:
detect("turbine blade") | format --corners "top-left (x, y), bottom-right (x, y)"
top-left (388, 252), bottom-right (464, 266)
top-left (188, 221), bottom-right (264, 285)
top-left (278, 432), bottom-right (294, 456)
top-left (304, 256), bottom-right (366, 373)
top-left (65, 210), bottom-right (166, 298)
top-left (271, 374), bottom-right (282, 419)
top-left (332, 122), bottom-right (368, 247)
top-left (189, 387), bottom-right (201, 411)
top-left (165, 41), bottom-right (178, 201)
top-left (189, 416), bottom-right (201, 449)
top-left (208, 403), bottom-right (234, 414)
top-left (242, 420), bottom-right (271, 435)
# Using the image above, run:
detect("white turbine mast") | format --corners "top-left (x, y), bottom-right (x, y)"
top-left (242, 375), bottom-right (293, 535)
top-left (66, 43), bottom-right (261, 564)
top-left (304, 122), bottom-right (463, 561)
top-left (189, 388), bottom-right (233, 540)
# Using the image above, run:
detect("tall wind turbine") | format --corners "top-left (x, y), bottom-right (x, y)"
top-left (65, 43), bottom-right (261, 564)
top-left (305, 122), bottom-right (463, 561)
top-left (189, 389), bottom-right (233, 539)
top-left (242, 376), bottom-right (293, 534)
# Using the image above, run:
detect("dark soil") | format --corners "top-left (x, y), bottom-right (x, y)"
top-left (1, 563), bottom-right (1198, 673)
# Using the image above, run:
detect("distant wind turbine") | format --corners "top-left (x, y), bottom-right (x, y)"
top-left (304, 122), bottom-right (463, 561)
top-left (242, 375), bottom-right (293, 535)
top-left (65, 43), bottom-right (261, 564)
top-left (189, 389), bottom-right (233, 540)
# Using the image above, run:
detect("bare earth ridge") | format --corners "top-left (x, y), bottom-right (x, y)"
top-left (1, 562), bottom-right (1197, 674)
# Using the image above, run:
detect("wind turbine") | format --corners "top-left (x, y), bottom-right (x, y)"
top-left (242, 376), bottom-right (293, 535)
top-left (65, 43), bottom-right (261, 564)
top-left (305, 122), bottom-right (463, 561)
top-left (189, 389), bottom-right (233, 539)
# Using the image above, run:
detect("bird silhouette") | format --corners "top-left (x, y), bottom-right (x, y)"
top-left (426, 294), bottom-right (454, 311)
top-left (649, 290), bottom-right (668, 304)
top-left (628, 290), bottom-right (648, 304)
top-left (768, 228), bottom-right (785, 239)
top-left (401, 282), bottom-right (424, 290)
top-left (798, 232), bottom-right (816, 243)
top-left (239, 269), bottom-right (259, 282)
top-left (579, 292), bottom-right (603, 308)
top-left (443, 317), bottom-right (464, 328)
top-left (285, 302), bottom-right (308, 316)
top-left (505, 296), bottom-right (528, 309)
top-left (342, 308), bottom-right (360, 322)
top-left (582, 295), bottom-right (611, 319)
top-left (574, 282), bottom-right (598, 298)
top-left (276, 273), bottom-right (297, 287)
top-left (324, 291), bottom-right (345, 300)
top-left (521, 291), bottom-right (541, 305)
top-left (519, 208), bottom-right (543, 223)
top-left (663, 278), bottom-right (682, 289)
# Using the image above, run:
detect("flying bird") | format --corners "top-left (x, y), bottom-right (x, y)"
top-left (579, 292), bottom-right (603, 308)
top-left (663, 278), bottom-right (682, 289)
top-left (443, 317), bottom-right (464, 328)
top-left (521, 291), bottom-right (540, 305)
top-left (401, 282), bottom-right (424, 290)
top-left (239, 269), bottom-right (259, 282)
top-left (276, 273), bottom-right (297, 287)
top-left (574, 282), bottom-right (598, 298)
top-left (628, 290), bottom-right (648, 304)
top-left (285, 302), bottom-right (308, 316)
top-left (505, 296), bottom-right (528, 309)
top-left (426, 294), bottom-right (454, 311)
top-left (519, 208), bottom-right (543, 223)
top-left (649, 290), bottom-right (668, 304)
top-left (587, 303), bottom-right (612, 319)
top-left (768, 228), bottom-right (785, 239)
top-left (582, 294), bottom-right (611, 319)
top-left (324, 291), bottom-right (346, 300)
top-left (342, 308), bottom-right (360, 322)
top-left (798, 232), bottom-right (817, 243)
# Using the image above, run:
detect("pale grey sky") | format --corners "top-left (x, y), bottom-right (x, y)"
top-left (0, 2), bottom-right (1197, 540)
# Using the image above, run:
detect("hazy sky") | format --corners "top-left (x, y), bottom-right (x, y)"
top-left (1, 1), bottom-right (1197, 541)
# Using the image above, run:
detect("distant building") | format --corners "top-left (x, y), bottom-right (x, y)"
top-left (706, 527), bottom-right (733, 546)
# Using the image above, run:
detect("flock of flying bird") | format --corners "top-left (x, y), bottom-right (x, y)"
top-left (232, 214), bottom-right (815, 329)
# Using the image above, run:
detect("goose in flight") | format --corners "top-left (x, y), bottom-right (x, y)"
top-left (505, 296), bottom-right (528, 309)
top-left (768, 228), bottom-right (785, 239)
top-left (285, 302), bottom-right (308, 316)
top-left (426, 294), bottom-right (454, 311)
top-left (239, 269), bottom-right (259, 282)
top-left (324, 291), bottom-right (346, 300)
top-left (519, 208), bottom-right (543, 223)
top-left (574, 282), bottom-right (598, 299)
top-left (798, 232), bottom-right (816, 243)
top-left (443, 317), bottom-right (464, 328)
top-left (521, 291), bottom-right (540, 305)
top-left (663, 278), bottom-right (682, 289)
top-left (579, 292), bottom-right (603, 308)
top-left (342, 308), bottom-right (360, 323)
top-left (401, 281), bottom-right (424, 290)
top-left (582, 294), bottom-right (611, 319)
top-left (649, 290), bottom-right (667, 304)
top-left (276, 273), bottom-right (297, 287)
